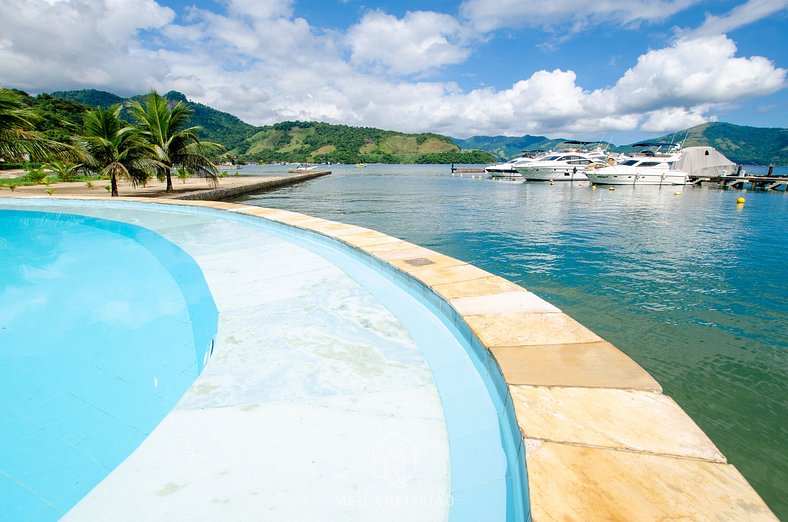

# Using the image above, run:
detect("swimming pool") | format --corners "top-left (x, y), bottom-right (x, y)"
top-left (0, 200), bottom-right (529, 521)
top-left (0, 209), bottom-right (218, 520)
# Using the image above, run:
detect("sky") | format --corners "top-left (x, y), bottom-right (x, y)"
top-left (1, 0), bottom-right (786, 143)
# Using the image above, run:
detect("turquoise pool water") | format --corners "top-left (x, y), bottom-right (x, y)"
top-left (0, 201), bottom-right (530, 521)
top-left (0, 210), bottom-right (217, 521)
top-left (241, 163), bottom-right (788, 519)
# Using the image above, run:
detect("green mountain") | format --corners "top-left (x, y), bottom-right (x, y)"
top-left (451, 135), bottom-right (561, 160)
top-left (452, 123), bottom-right (788, 165)
top-left (50, 88), bottom-right (125, 108)
top-left (234, 120), bottom-right (493, 164)
top-left (44, 89), bottom-right (492, 163)
top-left (643, 122), bottom-right (788, 165)
top-left (49, 89), bottom-right (256, 150)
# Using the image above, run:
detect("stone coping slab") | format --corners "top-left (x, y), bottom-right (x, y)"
top-left (9, 196), bottom-right (775, 520)
top-left (525, 442), bottom-right (776, 521)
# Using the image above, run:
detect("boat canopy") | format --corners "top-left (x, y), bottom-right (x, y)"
top-left (674, 147), bottom-right (736, 177)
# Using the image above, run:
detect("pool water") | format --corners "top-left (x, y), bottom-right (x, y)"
top-left (1, 201), bottom-right (529, 521)
top-left (0, 210), bottom-right (217, 520)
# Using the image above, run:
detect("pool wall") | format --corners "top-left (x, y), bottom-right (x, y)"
top-left (3, 195), bottom-right (778, 521)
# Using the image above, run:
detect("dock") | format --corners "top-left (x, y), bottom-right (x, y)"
top-left (690, 174), bottom-right (788, 191)
top-left (451, 163), bottom-right (486, 174)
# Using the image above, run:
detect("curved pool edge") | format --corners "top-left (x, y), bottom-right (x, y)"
top-left (4, 195), bottom-right (778, 520)
top-left (169, 199), bottom-right (776, 521)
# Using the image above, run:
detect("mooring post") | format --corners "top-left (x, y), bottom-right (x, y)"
top-left (767, 164), bottom-right (774, 177)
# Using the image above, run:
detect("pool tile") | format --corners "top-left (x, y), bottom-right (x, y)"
top-left (0, 475), bottom-right (53, 521)
top-left (490, 342), bottom-right (661, 390)
top-left (442, 386), bottom-right (498, 441)
top-left (465, 312), bottom-right (602, 347)
top-left (526, 442), bottom-right (776, 521)
top-left (450, 478), bottom-right (508, 522)
top-left (511, 385), bottom-right (726, 461)
top-left (450, 426), bottom-right (508, 492)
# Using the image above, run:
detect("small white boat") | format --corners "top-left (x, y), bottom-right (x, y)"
top-left (295, 163), bottom-right (318, 171)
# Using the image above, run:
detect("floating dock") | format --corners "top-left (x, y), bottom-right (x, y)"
top-left (451, 163), bottom-right (486, 174)
top-left (690, 174), bottom-right (788, 191)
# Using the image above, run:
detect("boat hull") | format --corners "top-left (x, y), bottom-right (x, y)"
top-left (587, 168), bottom-right (688, 185)
top-left (516, 167), bottom-right (589, 181)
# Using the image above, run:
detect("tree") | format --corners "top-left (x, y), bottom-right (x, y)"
top-left (0, 89), bottom-right (72, 162)
top-left (127, 91), bottom-right (223, 192)
top-left (78, 105), bottom-right (160, 197)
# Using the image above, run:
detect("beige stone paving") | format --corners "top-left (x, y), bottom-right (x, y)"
top-left (450, 290), bottom-right (560, 316)
top-left (527, 442), bottom-right (777, 521)
top-left (490, 342), bottom-right (661, 391)
top-left (432, 276), bottom-right (525, 300)
top-left (511, 385), bottom-right (725, 461)
top-left (465, 312), bottom-right (602, 347)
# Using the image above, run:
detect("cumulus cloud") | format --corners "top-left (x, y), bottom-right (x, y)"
top-left (346, 10), bottom-right (470, 75)
top-left (0, 1), bottom-right (785, 139)
top-left (459, 0), bottom-right (699, 33)
top-left (676, 0), bottom-right (788, 39)
top-left (0, 0), bottom-right (174, 93)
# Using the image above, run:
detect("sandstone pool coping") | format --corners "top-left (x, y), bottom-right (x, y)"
top-left (5, 195), bottom-right (778, 520)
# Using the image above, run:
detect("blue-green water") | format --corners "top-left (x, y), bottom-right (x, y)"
top-left (240, 164), bottom-right (787, 518)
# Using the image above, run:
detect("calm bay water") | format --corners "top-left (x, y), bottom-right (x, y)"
top-left (238, 164), bottom-right (787, 517)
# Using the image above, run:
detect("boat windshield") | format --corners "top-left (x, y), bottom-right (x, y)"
top-left (620, 159), bottom-right (639, 166)
top-left (542, 155), bottom-right (561, 161)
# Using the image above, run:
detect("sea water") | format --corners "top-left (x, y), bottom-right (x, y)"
top-left (240, 163), bottom-right (788, 519)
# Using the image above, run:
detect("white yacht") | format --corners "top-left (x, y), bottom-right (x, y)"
top-left (485, 151), bottom-right (548, 180)
top-left (587, 145), bottom-right (736, 186)
top-left (515, 151), bottom-right (608, 181)
top-left (586, 155), bottom-right (687, 185)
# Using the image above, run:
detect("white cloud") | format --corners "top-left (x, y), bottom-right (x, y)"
top-left (0, 2), bottom-right (784, 140)
top-left (225, 0), bottom-right (293, 21)
top-left (677, 0), bottom-right (788, 39)
top-left (459, 0), bottom-right (699, 33)
top-left (601, 35), bottom-right (786, 113)
top-left (0, 0), bottom-right (174, 93)
top-left (347, 10), bottom-right (470, 75)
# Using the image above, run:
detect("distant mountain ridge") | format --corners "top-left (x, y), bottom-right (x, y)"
top-left (452, 123), bottom-right (788, 165)
top-left (44, 88), bottom-right (492, 164)
top-left (35, 89), bottom-right (788, 165)
top-left (51, 89), bottom-right (256, 150)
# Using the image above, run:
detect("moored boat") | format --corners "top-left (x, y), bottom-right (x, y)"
top-left (515, 151), bottom-right (608, 181)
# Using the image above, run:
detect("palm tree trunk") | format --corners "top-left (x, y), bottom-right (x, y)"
top-left (111, 173), bottom-right (118, 197)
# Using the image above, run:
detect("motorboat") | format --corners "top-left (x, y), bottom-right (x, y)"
top-left (515, 151), bottom-right (608, 181)
top-left (587, 144), bottom-right (736, 186)
top-left (485, 151), bottom-right (548, 180)
top-left (294, 163), bottom-right (319, 171)
top-left (586, 156), bottom-right (687, 185)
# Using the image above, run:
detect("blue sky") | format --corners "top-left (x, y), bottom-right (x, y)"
top-left (1, 0), bottom-right (786, 143)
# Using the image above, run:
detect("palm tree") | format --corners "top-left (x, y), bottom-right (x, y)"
top-left (0, 89), bottom-right (72, 162)
top-left (127, 91), bottom-right (223, 193)
top-left (78, 105), bottom-right (160, 197)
